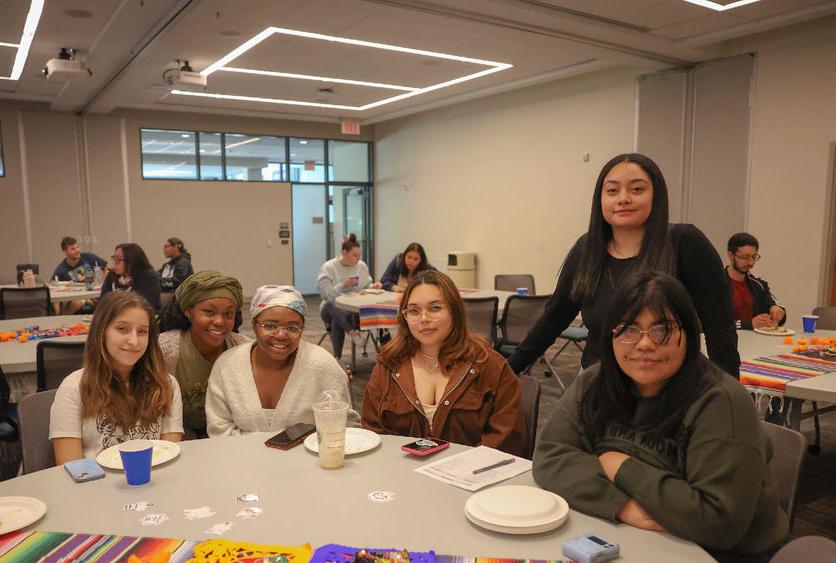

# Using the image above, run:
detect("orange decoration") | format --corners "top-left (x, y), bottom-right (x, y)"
top-left (810, 337), bottom-right (819, 345)
top-left (783, 336), bottom-right (794, 344)
top-left (18, 336), bottom-right (27, 343)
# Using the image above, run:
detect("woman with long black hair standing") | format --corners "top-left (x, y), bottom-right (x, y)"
top-left (507, 153), bottom-right (739, 376)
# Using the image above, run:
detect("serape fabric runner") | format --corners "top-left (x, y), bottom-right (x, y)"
top-left (0, 530), bottom-right (197, 562)
top-left (740, 353), bottom-right (836, 412)
top-left (358, 300), bottom-right (400, 330)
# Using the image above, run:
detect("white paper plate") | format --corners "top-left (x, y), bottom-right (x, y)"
top-left (303, 428), bottom-right (381, 455)
top-left (754, 327), bottom-right (795, 336)
top-left (0, 497), bottom-right (47, 535)
top-left (465, 485), bottom-right (569, 534)
top-left (96, 440), bottom-right (181, 470)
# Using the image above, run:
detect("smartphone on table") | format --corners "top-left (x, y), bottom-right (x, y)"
top-left (264, 423), bottom-right (316, 450)
top-left (64, 458), bottom-right (105, 483)
top-left (401, 438), bottom-right (450, 456)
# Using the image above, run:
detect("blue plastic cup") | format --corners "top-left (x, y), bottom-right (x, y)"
top-left (802, 315), bottom-right (819, 333)
top-left (516, 287), bottom-right (529, 295)
top-left (119, 440), bottom-right (153, 486)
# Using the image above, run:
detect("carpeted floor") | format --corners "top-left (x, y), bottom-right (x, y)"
top-left (252, 295), bottom-right (835, 543)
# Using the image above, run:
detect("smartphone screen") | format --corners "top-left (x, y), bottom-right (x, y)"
top-left (265, 423), bottom-right (316, 447)
top-left (401, 438), bottom-right (450, 456)
top-left (64, 458), bottom-right (105, 482)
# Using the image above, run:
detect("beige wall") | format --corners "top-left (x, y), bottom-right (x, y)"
top-left (0, 104), bottom-right (373, 294)
top-left (730, 16), bottom-right (836, 321)
top-left (374, 68), bottom-right (641, 292)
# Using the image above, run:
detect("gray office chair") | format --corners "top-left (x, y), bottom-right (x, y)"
top-left (519, 375), bottom-right (541, 460)
top-left (770, 536), bottom-right (836, 563)
top-left (0, 287), bottom-right (52, 320)
top-left (494, 274), bottom-right (536, 295)
top-left (550, 324), bottom-right (588, 365)
top-left (761, 421), bottom-right (806, 530)
top-left (36, 341), bottom-right (85, 392)
top-left (19, 389), bottom-right (57, 474)
top-left (497, 294), bottom-right (565, 389)
top-left (812, 306), bottom-right (836, 330)
top-left (463, 296), bottom-right (498, 347)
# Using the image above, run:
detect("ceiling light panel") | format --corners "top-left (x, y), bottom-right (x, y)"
top-left (0, 0), bottom-right (44, 81)
top-left (678, 0), bottom-right (763, 11)
top-left (173, 26), bottom-right (512, 112)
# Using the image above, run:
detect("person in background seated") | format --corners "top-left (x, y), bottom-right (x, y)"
top-left (316, 233), bottom-right (381, 359)
top-left (533, 271), bottom-right (787, 562)
top-left (507, 153), bottom-right (739, 377)
top-left (206, 285), bottom-right (359, 437)
top-left (159, 237), bottom-right (194, 294)
top-left (158, 271), bottom-right (249, 438)
top-left (52, 236), bottom-right (108, 314)
top-left (724, 232), bottom-right (786, 330)
top-left (100, 243), bottom-right (161, 312)
top-left (380, 242), bottom-right (435, 293)
top-left (362, 271), bottom-right (526, 457)
top-left (49, 291), bottom-right (183, 464)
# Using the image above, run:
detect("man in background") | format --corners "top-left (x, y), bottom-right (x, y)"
top-left (725, 232), bottom-right (786, 330)
top-left (52, 236), bottom-right (108, 313)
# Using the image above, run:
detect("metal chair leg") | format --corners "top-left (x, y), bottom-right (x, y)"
top-left (810, 401), bottom-right (822, 455)
top-left (538, 357), bottom-right (566, 391)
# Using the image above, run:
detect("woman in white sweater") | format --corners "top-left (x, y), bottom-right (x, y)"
top-left (206, 285), bottom-right (359, 436)
top-left (316, 233), bottom-right (381, 359)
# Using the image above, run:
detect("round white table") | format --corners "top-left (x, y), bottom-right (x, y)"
top-left (0, 315), bottom-right (88, 375)
top-left (0, 434), bottom-right (712, 561)
top-left (0, 284), bottom-right (100, 304)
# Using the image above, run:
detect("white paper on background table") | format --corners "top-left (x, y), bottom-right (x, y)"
top-left (415, 446), bottom-right (532, 491)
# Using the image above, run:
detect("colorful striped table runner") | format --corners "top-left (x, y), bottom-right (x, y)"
top-left (740, 353), bottom-right (836, 395)
top-left (0, 530), bottom-right (196, 562)
top-left (358, 300), bottom-right (400, 330)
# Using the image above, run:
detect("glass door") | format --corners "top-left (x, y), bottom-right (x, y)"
top-left (329, 185), bottom-right (373, 272)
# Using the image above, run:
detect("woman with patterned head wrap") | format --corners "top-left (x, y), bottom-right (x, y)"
top-left (206, 285), bottom-right (359, 437)
top-left (158, 270), bottom-right (249, 437)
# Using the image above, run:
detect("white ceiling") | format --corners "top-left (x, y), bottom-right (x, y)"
top-left (0, 0), bottom-right (834, 124)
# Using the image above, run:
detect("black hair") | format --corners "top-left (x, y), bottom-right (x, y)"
top-left (115, 243), bottom-right (153, 278)
top-left (570, 153), bottom-right (675, 303)
top-left (61, 236), bottom-right (77, 250)
top-left (157, 299), bottom-right (243, 333)
top-left (727, 232), bottom-right (759, 253)
top-left (579, 271), bottom-right (720, 442)
top-left (398, 242), bottom-right (430, 278)
top-left (167, 237), bottom-right (187, 254)
top-left (341, 233), bottom-right (360, 253)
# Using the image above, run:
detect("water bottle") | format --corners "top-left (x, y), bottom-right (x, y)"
top-left (83, 265), bottom-right (94, 290)
top-left (94, 263), bottom-right (103, 286)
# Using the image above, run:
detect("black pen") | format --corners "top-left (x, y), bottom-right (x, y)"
top-left (472, 457), bottom-right (516, 475)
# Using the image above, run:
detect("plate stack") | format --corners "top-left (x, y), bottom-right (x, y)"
top-left (464, 485), bottom-right (569, 534)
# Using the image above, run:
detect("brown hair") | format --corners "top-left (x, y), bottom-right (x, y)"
top-left (80, 291), bottom-right (173, 430)
top-left (341, 233), bottom-right (360, 253)
top-left (377, 270), bottom-right (487, 370)
top-left (61, 236), bottom-right (77, 250)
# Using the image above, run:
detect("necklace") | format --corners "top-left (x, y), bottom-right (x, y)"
top-left (420, 351), bottom-right (440, 370)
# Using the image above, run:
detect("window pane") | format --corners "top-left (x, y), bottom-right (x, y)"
top-left (140, 128), bottom-right (198, 180)
top-left (198, 132), bottom-right (223, 180)
top-left (329, 141), bottom-right (369, 182)
top-left (224, 134), bottom-right (287, 181)
top-left (289, 138), bottom-right (325, 182)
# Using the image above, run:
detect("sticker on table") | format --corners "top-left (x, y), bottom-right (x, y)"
top-left (123, 501), bottom-right (154, 512)
top-left (236, 493), bottom-right (261, 503)
top-left (236, 506), bottom-right (264, 519)
top-left (140, 513), bottom-right (169, 526)
top-left (205, 521), bottom-right (234, 535)
top-left (368, 490), bottom-right (397, 504)
top-left (184, 506), bottom-right (216, 520)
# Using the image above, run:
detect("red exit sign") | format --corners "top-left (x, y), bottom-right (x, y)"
top-left (341, 119), bottom-right (360, 135)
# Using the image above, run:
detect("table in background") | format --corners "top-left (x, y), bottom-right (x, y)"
top-left (0, 433), bottom-right (712, 561)
top-left (0, 284), bottom-right (100, 303)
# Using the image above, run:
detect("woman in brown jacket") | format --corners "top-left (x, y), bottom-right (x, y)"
top-left (362, 270), bottom-right (526, 456)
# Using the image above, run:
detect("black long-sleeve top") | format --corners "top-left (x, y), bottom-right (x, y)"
top-left (507, 224), bottom-right (740, 376)
top-left (99, 268), bottom-right (161, 312)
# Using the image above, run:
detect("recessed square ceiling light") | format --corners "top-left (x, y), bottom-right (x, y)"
top-left (0, 0), bottom-right (44, 81)
top-left (170, 26), bottom-right (512, 111)
top-left (678, 0), bottom-right (763, 11)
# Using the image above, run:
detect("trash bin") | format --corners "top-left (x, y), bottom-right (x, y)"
top-left (447, 251), bottom-right (476, 288)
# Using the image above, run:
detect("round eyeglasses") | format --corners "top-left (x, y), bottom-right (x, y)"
top-left (612, 322), bottom-right (678, 345)
top-left (256, 321), bottom-right (303, 337)
top-left (403, 303), bottom-right (446, 324)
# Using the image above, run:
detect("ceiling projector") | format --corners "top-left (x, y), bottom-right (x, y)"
top-left (163, 61), bottom-right (207, 91)
top-left (42, 48), bottom-right (91, 82)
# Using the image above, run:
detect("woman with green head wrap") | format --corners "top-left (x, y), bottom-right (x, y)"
top-left (158, 270), bottom-right (249, 437)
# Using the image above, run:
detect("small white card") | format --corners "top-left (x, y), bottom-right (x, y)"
top-left (140, 513), bottom-right (169, 526)
top-left (236, 493), bottom-right (261, 503)
top-left (123, 501), bottom-right (154, 512)
top-left (183, 506), bottom-right (216, 520)
top-left (368, 490), bottom-right (397, 504)
top-left (235, 506), bottom-right (264, 519)
top-left (205, 521), bottom-right (234, 535)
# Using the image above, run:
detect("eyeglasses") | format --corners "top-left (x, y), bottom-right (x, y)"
top-left (256, 321), bottom-right (303, 337)
top-left (612, 322), bottom-right (678, 345)
top-left (734, 253), bottom-right (761, 262)
top-left (403, 303), bottom-right (446, 323)
top-left (111, 255), bottom-right (125, 263)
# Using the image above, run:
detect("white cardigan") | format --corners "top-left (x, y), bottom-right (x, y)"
top-left (205, 339), bottom-right (359, 437)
